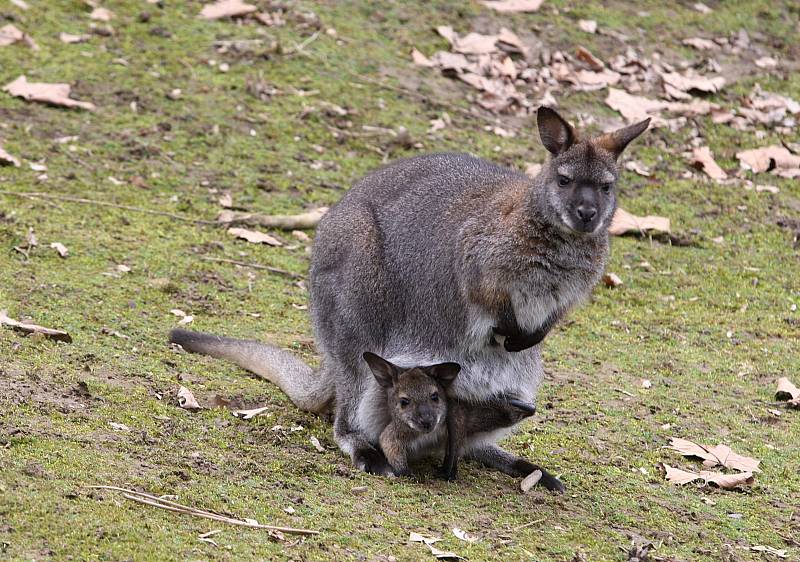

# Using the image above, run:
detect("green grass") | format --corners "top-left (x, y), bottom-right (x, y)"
top-left (1, 1), bottom-right (799, 560)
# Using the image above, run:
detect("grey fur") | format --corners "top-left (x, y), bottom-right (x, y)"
top-left (170, 108), bottom-right (649, 489)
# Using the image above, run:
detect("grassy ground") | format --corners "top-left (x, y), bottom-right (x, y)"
top-left (1, 1), bottom-right (799, 560)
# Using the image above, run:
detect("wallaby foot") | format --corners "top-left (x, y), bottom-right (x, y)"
top-left (352, 444), bottom-right (393, 475)
top-left (335, 414), bottom-right (394, 476)
top-left (468, 444), bottom-right (565, 493)
top-left (435, 465), bottom-right (457, 481)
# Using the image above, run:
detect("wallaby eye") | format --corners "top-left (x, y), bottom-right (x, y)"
top-left (557, 175), bottom-right (571, 187)
top-left (430, 392), bottom-right (439, 402)
top-left (601, 183), bottom-right (612, 193)
top-left (399, 398), bottom-right (410, 407)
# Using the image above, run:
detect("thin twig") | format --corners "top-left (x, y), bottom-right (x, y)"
top-left (87, 486), bottom-right (319, 535)
top-left (0, 191), bottom-right (216, 225)
top-left (511, 518), bottom-right (545, 532)
top-left (201, 256), bottom-right (302, 279)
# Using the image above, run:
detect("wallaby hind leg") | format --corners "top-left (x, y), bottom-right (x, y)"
top-left (467, 444), bottom-right (565, 493)
top-left (334, 406), bottom-right (393, 476)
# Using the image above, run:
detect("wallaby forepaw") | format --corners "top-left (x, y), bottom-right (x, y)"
top-left (355, 448), bottom-right (393, 477)
top-left (539, 471), bottom-right (566, 493)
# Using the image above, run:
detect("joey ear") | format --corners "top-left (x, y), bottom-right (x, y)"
top-left (426, 362), bottom-right (461, 389)
top-left (594, 118), bottom-right (651, 159)
top-left (363, 352), bottom-right (399, 388)
top-left (537, 106), bottom-right (578, 156)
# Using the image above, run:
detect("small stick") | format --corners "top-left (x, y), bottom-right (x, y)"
top-left (87, 486), bottom-right (319, 535)
top-left (201, 256), bottom-right (302, 279)
top-left (0, 191), bottom-right (216, 225)
top-left (511, 518), bottom-right (546, 531)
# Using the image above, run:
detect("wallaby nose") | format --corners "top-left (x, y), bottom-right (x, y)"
top-left (420, 420), bottom-right (433, 431)
top-left (576, 206), bottom-right (597, 223)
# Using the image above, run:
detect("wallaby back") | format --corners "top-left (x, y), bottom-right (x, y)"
top-left (169, 329), bottom-right (333, 413)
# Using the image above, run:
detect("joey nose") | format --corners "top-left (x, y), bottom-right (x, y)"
top-left (576, 206), bottom-right (597, 223)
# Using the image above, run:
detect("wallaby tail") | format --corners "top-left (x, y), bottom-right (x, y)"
top-left (169, 329), bottom-right (334, 414)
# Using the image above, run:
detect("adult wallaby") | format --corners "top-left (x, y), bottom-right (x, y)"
top-left (170, 107), bottom-right (649, 492)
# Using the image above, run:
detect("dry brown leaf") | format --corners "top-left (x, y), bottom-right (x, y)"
top-left (775, 377), bottom-right (800, 408)
top-left (199, 0), bottom-right (257, 20)
top-left (232, 406), bottom-right (271, 420)
top-left (668, 437), bottom-right (760, 472)
top-left (609, 208), bottom-right (670, 236)
top-left (664, 464), bottom-right (753, 489)
top-left (602, 273), bottom-right (623, 287)
top-left (454, 32), bottom-right (498, 55)
top-left (736, 145), bottom-right (800, 174)
top-left (624, 160), bottom-right (651, 176)
top-left (50, 242), bottom-right (69, 257)
top-left (90, 7), bottom-right (113, 21)
top-left (409, 532), bottom-right (464, 560)
top-left (10, 0), bottom-right (29, 10)
top-left (177, 386), bottom-right (202, 411)
top-left (605, 88), bottom-right (670, 123)
top-left (309, 436), bottom-right (325, 452)
top-left (662, 71), bottom-right (724, 94)
top-left (0, 145), bottom-right (20, 167)
top-left (430, 51), bottom-right (470, 72)
top-left (693, 2), bottom-right (712, 13)
top-left (228, 227), bottom-right (283, 246)
top-left (575, 46), bottom-right (604, 71)
top-left (496, 28), bottom-right (526, 56)
top-left (218, 191), bottom-right (233, 208)
top-left (411, 48), bottom-right (434, 67)
top-left (59, 32), bottom-right (91, 44)
top-left (754, 56), bottom-right (777, 69)
top-left (573, 69), bottom-right (620, 91)
top-left (4, 75), bottom-right (96, 111)
top-left (751, 545), bottom-right (788, 558)
top-left (0, 24), bottom-right (23, 46)
top-left (451, 528), bottom-right (479, 543)
top-left (0, 310), bottom-right (72, 343)
top-left (682, 37), bottom-right (716, 50)
top-left (692, 146), bottom-right (727, 181)
top-left (520, 469), bottom-right (542, 493)
top-left (578, 20), bottom-right (597, 33)
top-left (218, 207), bottom-right (328, 230)
top-left (481, 0), bottom-right (544, 12)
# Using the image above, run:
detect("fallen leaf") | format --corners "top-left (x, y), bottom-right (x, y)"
top-left (232, 406), bottom-right (271, 420)
top-left (754, 56), bottom-right (777, 69)
top-left (578, 20), bottom-right (597, 34)
top-left (177, 386), bottom-right (202, 411)
top-left (309, 436), bottom-right (325, 452)
top-left (452, 528), bottom-right (479, 543)
top-left (218, 191), bottom-right (233, 208)
top-left (10, 0), bottom-right (29, 9)
top-left (0, 145), bottom-right (21, 167)
top-left (0, 310), bottom-right (72, 343)
top-left (751, 545), bottom-right (788, 558)
top-left (454, 32), bottom-right (498, 55)
top-left (692, 146), bottom-right (727, 181)
top-left (0, 24), bottom-right (36, 49)
top-left (411, 48), bottom-right (434, 67)
top-left (664, 464), bottom-right (753, 489)
top-left (481, 0), bottom-right (544, 12)
top-left (59, 32), bottom-right (91, 44)
top-left (624, 160), bottom-right (651, 176)
top-left (668, 437), bottom-right (760, 472)
top-left (409, 533), bottom-right (463, 560)
top-left (520, 469), bottom-right (542, 493)
top-left (228, 227), bottom-right (283, 246)
top-left (409, 532), bottom-right (442, 546)
top-left (292, 230), bottom-right (311, 243)
top-left (199, 0), bottom-right (257, 20)
top-left (89, 7), bottom-right (113, 21)
top-left (609, 208), bottom-right (670, 236)
top-left (641, 379), bottom-right (652, 389)
top-left (50, 242), bottom-right (69, 257)
top-left (662, 71), bottom-right (724, 94)
top-left (602, 273), bottom-right (623, 287)
top-left (775, 377), bottom-right (800, 408)
top-left (116, 264), bottom-right (131, 273)
top-left (682, 37), bottom-right (716, 50)
top-left (496, 28), bottom-right (527, 56)
top-left (109, 422), bottom-right (130, 431)
top-left (4, 75), bottom-right (96, 111)
top-left (575, 46), bottom-right (604, 71)
top-left (693, 2), bottom-right (712, 14)
top-left (736, 145), bottom-right (800, 174)
top-left (428, 545), bottom-right (464, 560)
top-left (605, 88), bottom-right (670, 123)
top-left (179, 315), bottom-right (194, 325)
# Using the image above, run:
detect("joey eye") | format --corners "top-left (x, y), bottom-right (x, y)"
top-left (557, 175), bottom-right (571, 187)
top-left (399, 398), bottom-right (410, 407)
top-left (430, 392), bottom-right (439, 402)
top-left (601, 183), bottom-right (612, 193)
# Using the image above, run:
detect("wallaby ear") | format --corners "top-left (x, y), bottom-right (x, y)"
top-left (537, 106), bottom-right (578, 156)
top-left (425, 362), bottom-right (461, 389)
top-left (363, 352), bottom-right (399, 388)
top-left (594, 118), bottom-right (651, 159)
